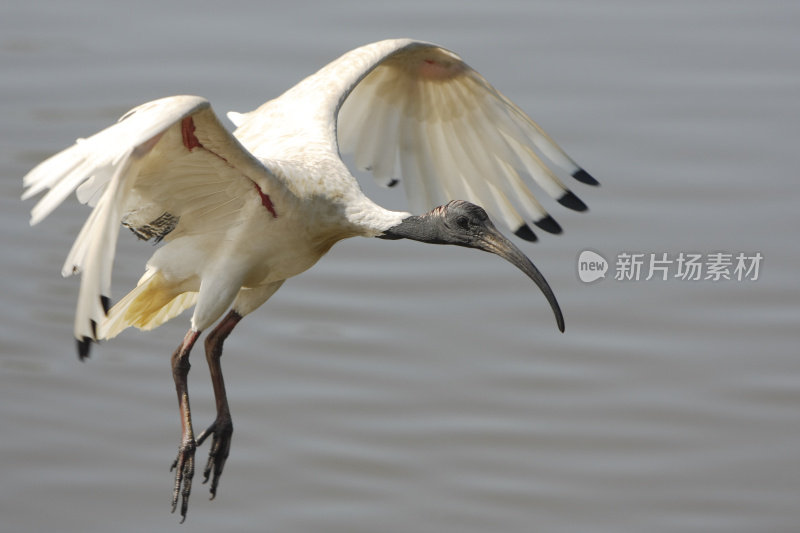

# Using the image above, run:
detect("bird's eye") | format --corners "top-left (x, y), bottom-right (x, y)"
top-left (456, 216), bottom-right (470, 229)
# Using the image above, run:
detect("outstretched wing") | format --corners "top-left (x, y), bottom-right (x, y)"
top-left (336, 40), bottom-right (598, 240)
top-left (23, 95), bottom-right (284, 351)
top-left (230, 39), bottom-right (595, 241)
top-left (338, 42), bottom-right (597, 240)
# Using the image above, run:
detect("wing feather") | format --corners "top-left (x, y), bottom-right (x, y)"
top-left (452, 82), bottom-right (551, 225)
top-left (371, 102), bottom-right (402, 183)
top-left (334, 40), bottom-right (597, 236)
top-left (398, 97), bottom-right (431, 215)
top-left (23, 95), bottom-right (284, 344)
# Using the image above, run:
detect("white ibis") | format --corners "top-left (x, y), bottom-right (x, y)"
top-left (22, 39), bottom-right (597, 520)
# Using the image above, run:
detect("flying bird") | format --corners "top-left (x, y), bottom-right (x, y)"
top-left (22, 38), bottom-right (597, 520)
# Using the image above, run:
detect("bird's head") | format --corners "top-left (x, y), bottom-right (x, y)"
top-left (379, 200), bottom-right (565, 332)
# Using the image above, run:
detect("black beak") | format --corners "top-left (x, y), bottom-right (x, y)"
top-left (477, 225), bottom-right (565, 333)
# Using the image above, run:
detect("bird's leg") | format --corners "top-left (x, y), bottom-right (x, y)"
top-left (196, 310), bottom-right (242, 500)
top-left (170, 328), bottom-right (201, 522)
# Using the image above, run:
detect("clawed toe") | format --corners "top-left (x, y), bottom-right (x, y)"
top-left (197, 417), bottom-right (233, 500)
top-left (170, 440), bottom-right (196, 522)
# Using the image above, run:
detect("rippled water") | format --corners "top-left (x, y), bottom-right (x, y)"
top-left (1, 1), bottom-right (798, 532)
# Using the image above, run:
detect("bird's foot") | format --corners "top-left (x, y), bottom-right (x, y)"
top-left (170, 438), bottom-right (196, 522)
top-left (197, 415), bottom-right (233, 500)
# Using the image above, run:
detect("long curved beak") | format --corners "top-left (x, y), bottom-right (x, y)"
top-left (478, 226), bottom-right (565, 333)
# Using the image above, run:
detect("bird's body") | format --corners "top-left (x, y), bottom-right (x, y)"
top-left (23, 38), bottom-right (597, 520)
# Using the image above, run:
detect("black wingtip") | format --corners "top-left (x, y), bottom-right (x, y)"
top-left (100, 295), bottom-right (111, 315)
top-left (572, 168), bottom-right (600, 186)
top-left (514, 224), bottom-right (538, 242)
top-left (557, 191), bottom-right (588, 212)
top-left (77, 337), bottom-right (93, 361)
top-left (533, 215), bottom-right (563, 235)
top-left (387, 178), bottom-right (400, 188)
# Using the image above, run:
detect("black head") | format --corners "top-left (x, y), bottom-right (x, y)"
top-left (380, 200), bottom-right (565, 332)
top-left (381, 200), bottom-right (492, 246)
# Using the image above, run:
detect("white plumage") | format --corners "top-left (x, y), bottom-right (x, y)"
top-left (23, 38), bottom-right (596, 519)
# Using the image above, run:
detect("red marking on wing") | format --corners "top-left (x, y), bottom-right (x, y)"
top-left (418, 57), bottom-right (465, 81)
top-left (180, 117), bottom-right (276, 219)
top-left (253, 182), bottom-right (278, 218)
top-left (181, 117), bottom-right (202, 151)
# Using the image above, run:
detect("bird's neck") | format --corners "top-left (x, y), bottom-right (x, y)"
top-left (377, 214), bottom-right (436, 242)
top-left (343, 195), bottom-right (412, 238)
top-left (254, 156), bottom-right (412, 239)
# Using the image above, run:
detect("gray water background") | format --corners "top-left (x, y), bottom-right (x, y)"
top-left (1, 1), bottom-right (798, 531)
